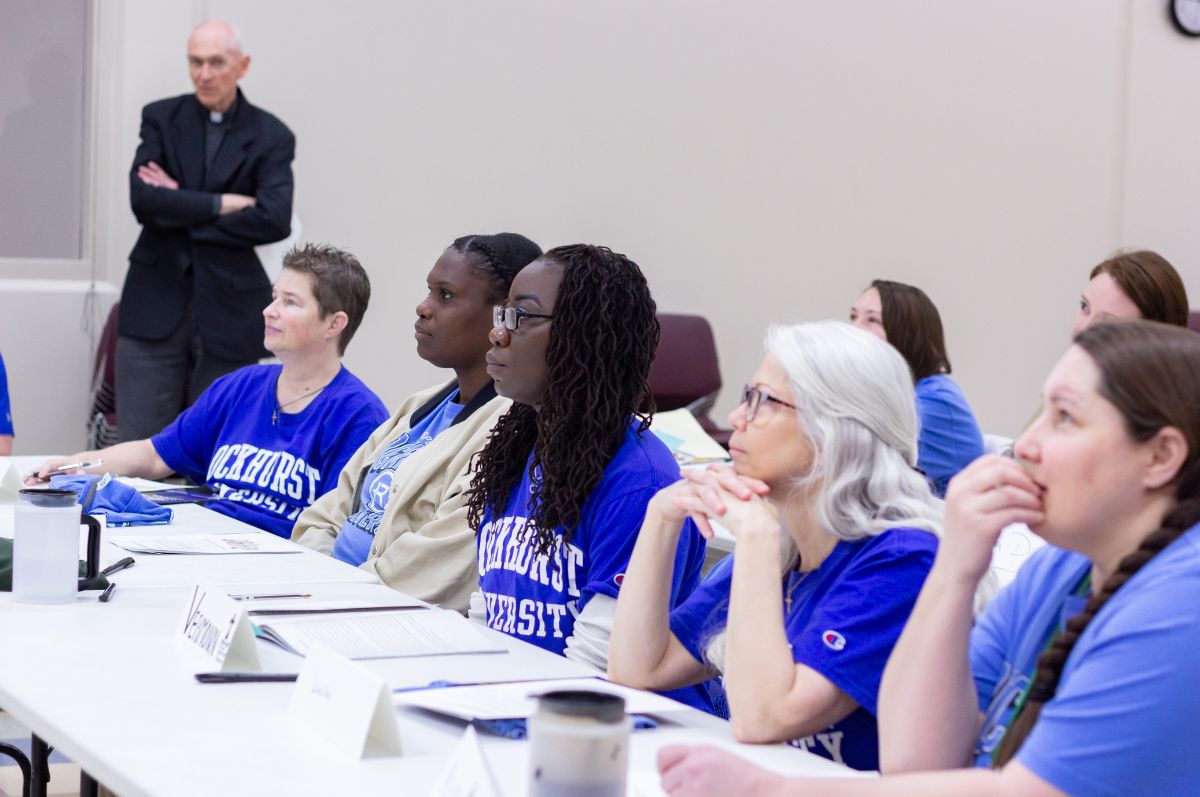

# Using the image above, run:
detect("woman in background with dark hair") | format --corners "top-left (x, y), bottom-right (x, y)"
top-left (1072, 249), bottom-right (1189, 336)
top-left (293, 233), bottom-right (542, 612)
top-left (851, 279), bottom-right (984, 496)
top-left (653, 320), bottom-right (1200, 796)
top-left (466, 244), bottom-right (707, 677)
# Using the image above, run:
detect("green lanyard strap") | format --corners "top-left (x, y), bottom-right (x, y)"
top-left (989, 570), bottom-right (1092, 765)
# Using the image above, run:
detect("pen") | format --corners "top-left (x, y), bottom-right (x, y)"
top-left (227, 592), bottom-right (312, 601)
top-left (194, 673), bottom-right (298, 683)
top-left (98, 583), bottom-right (117, 603)
top-left (248, 604), bottom-right (428, 616)
top-left (25, 459), bottom-right (106, 480)
top-left (100, 557), bottom-right (136, 578)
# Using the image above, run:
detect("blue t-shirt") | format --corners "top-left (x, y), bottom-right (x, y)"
top-left (970, 522), bottom-right (1200, 796)
top-left (151, 364), bottom-right (388, 538)
top-left (332, 389), bottom-right (464, 565)
top-left (670, 527), bottom-right (938, 771)
top-left (477, 423), bottom-right (707, 655)
top-left (914, 374), bottom-right (984, 497)
top-left (0, 352), bottom-right (12, 436)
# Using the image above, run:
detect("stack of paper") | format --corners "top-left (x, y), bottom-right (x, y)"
top-left (650, 409), bottom-right (730, 466)
top-left (256, 608), bottom-right (505, 660)
top-left (108, 533), bottom-right (301, 555)
top-left (394, 676), bottom-right (686, 720)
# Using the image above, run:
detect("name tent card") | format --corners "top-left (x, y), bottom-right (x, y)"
top-left (176, 583), bottom-right (260, 672)
top-left (287, 645), bottom-right (402, 759)
top-left (429, 725), bottom-right (502, 797)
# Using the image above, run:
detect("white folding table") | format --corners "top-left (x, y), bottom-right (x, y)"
top-left (0, 457), bottom-right (865, 795)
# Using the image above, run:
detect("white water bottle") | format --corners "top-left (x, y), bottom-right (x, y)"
top-left (528, 690), bottom-right (631, 797)
top-left (13, 489), bottom-right (83, 604)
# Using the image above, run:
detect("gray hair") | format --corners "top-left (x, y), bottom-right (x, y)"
top-left (704, 320), bottom-right (945, 671)
top-left (769, 320), bottom-right (942, 544)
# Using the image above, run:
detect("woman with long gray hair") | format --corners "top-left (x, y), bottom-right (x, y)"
top-left (608, 320), bottom-right (942, 771)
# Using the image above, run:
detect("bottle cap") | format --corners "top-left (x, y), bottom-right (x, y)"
top-left (18, 489), bottom-right (79, 508)
top-left (536, 690), bottom-right (626, 723)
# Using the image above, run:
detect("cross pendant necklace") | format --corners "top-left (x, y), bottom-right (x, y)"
top-left (784, 568), bottom-right (807, 613)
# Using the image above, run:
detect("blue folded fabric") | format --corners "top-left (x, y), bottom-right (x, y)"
top-left (50, 474), bottom-right (174, 527)
top-left (471, 715), bottom-right (658, 740)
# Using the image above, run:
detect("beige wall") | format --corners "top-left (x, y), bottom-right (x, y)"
top-left (4, 0), bottom-right (1198, 453)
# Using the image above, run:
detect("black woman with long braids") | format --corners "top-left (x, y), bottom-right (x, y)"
top-left (466, 244), bottom-right (707, 696)
top-left (654, 320), bottom-right (1200, 796)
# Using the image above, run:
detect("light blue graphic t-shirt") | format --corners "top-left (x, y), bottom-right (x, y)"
top-left (332, 390), bottom-right (463, 565)
top-left (969, 524), bottom-right (1200, 796)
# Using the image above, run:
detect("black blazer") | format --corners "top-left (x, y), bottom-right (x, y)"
top-left (119, 90), bottom-right (295, 362)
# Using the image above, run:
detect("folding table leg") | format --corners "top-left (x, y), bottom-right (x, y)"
top-left (28, 735), bottom-right (50, 797)
top-left (0, 740), bottom-right (32, 797)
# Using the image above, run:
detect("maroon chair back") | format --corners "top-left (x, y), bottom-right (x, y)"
top-left (1189, 310), bottom-right (1200, 333)
top-left (647, 313), bottom-right (730, 445)
top-left (88, 302), bottom-right (120, 448)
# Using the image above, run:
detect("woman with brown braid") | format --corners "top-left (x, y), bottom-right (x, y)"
top-left (465, 244), bottom-right (707, 697)
top-left (652, 319), bottom-right (1200, 797)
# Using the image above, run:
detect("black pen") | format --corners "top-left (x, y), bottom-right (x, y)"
top-left (98, 583), bottom-right (117, 603)
top-left (194, 673), bottom-right (298, 684)
top-left (100, 557), bottom-right (136, 578)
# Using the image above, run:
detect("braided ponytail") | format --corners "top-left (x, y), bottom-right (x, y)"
top-left (993, 320), bottom-right (1200, 767)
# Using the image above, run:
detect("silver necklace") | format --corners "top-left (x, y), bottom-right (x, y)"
top-left (273, 380), bottom-right (331, 425)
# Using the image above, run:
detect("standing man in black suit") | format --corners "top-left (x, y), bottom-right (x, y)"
top-left (117, 19), bottom-right (295, 441)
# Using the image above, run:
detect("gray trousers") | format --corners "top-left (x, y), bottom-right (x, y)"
top-left (115, 316), bottom-right (256, 442)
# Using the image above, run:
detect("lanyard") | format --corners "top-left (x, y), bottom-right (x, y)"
top-left (989, 569), bottom-right (1092, 766)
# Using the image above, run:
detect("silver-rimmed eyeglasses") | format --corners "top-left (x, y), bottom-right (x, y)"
top-left (740, 384), bottom-right (798, 423)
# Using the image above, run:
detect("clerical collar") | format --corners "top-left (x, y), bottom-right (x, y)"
top-left (208, 95), bottom-right (239, 125)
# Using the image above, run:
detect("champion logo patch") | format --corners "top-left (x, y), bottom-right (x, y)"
top-left (822, 630), bottom-right (846, 651)
top-left (613, 573), bottom-right (625, 586)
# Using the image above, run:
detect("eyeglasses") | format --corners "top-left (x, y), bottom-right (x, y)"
top-left (740, 384), bottom-right (797, 423)
top-left (493, 305), bottom-right (554, 331)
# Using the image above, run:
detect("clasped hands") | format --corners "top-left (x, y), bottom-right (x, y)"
top-left (137, 161), bottom-right (255, 215)
top-left (650, 464), bottom-right (778, 542)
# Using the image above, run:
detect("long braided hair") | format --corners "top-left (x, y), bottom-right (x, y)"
top-left (992, 320), bottom-right (1200, 767)
top-left (465, 244), bottom-right (660, 559)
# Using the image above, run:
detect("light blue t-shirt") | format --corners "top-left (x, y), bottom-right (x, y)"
top-left (332, 390), bottom-right (464, 565)
top-left (970, 522), bottom-right (1200, 796)
top-left (914, 374), bottom-right (984, 496)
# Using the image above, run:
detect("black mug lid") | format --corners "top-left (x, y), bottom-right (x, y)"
top-left (18, 488), bottom-right (79, 508)
top-left (536, 689), bottom-right (626, 723)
